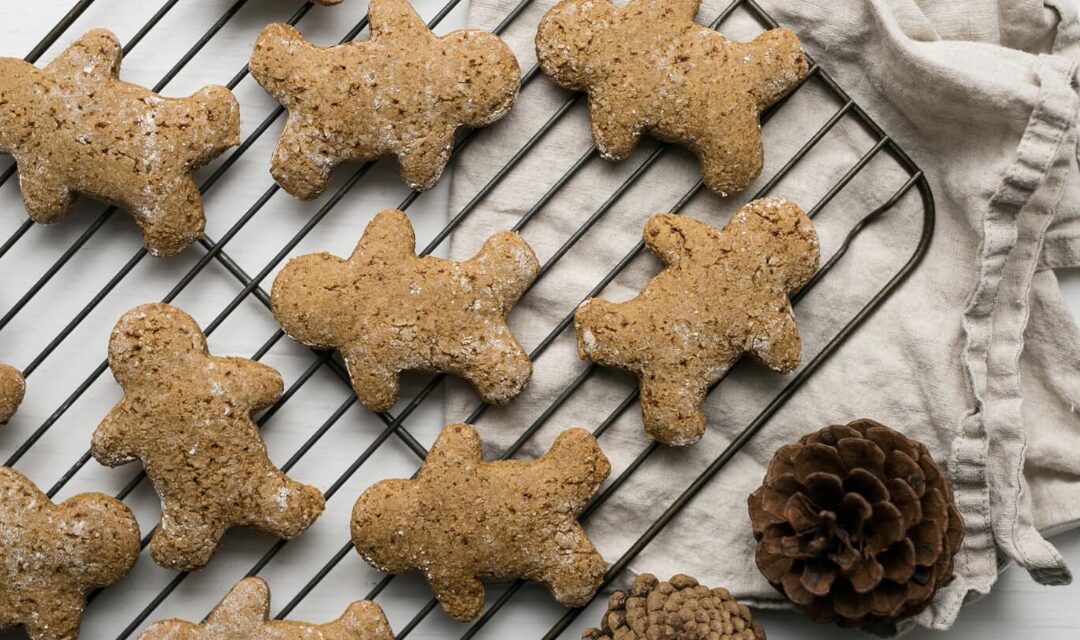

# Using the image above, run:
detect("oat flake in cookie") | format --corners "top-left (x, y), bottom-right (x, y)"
top-left (536, 0), bottom-right (808, 196)
top-left (271, 208), bottom-right (539, 412)
top-left (91, 303), bottom-right (325, 572)
top-left (575, 198), bottom-right (819, 447)
top-left (138, 577), bottom-right (394, 640)
top-left (351, 423), bottom-right (610, 622)
top-left (0, 29), bottom-right (240, 257)
top-left (0, 467), bottom-right (140, 640)
top-left (249, 0), bottom-right (520, 199)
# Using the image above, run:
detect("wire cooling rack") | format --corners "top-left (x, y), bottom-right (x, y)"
top-left (0, 0), bottom-right (935, 638)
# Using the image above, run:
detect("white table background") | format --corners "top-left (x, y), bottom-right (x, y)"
top-left (0, 1), bottom-right (1078, 638)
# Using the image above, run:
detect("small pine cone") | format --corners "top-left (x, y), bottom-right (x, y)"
top-left (581, 573), bottom-right (765, 640)
top-left (748, 419), bottom-right (964, 632)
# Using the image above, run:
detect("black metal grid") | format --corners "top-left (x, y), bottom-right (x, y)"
top-left (0, 0), bottom-right (935, 638)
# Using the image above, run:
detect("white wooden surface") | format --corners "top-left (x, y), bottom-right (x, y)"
top-left (0, 1), bottom-right (1078, 638)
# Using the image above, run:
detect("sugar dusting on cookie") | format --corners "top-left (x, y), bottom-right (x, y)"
top-left (350, 423), bottom-right (609, 622)
top-left (574, 198), bottom-right (819, 446)
top-left (0, 467), bottom-right (140, 640)
top-left (91, 302), bottom-right (324, 572)
top-left (270, 209), bottom-right (539, 412)
top-left (536, 0), bottom-right (808, 196)
top-left (0, 29), bottom-right (239, 256)
top-left (249, 0), bottom-right (520, 199)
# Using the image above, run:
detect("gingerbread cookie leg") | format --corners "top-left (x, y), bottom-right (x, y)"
top-left (135, 174), bottom-right (204, 258)
top-left (698, 121), bottom-right (765, 196)
top-left (241, 474), bottom-right (324, 540)
top-left (396, 126), bottom-right (455, 191)
top-left (15, 156), bottom-right (74, 224)
top-left (639, 370), bottom-right (709, 446)
top-left (21, 587), bottom-right (82, 640)
top-left (529, 430), bottom-right (608, 604)
top-left (427, 569), bottom-right (486, 622)
top-left (748, 301), bottom-right (802, 373)
top-left (589, 97), bottom-right (645, 161)
top-left (91, 407), bottom-right (139, 465)
top-left (271, 117), bottom-right (337, 200)
top-left (342, 343), bottom-right (406, 412)
top-left (152, 506), bottom-right (227, 571)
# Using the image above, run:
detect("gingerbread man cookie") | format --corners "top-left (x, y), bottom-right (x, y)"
top-left (0, 466), bottom-right (140, 640)
top-left (0, 364), bottom-right (24, 424)
top-left (352, 423), bottom-right (610, 622)
top-left (536, 0), bottom-right (808, 196)
top-left (0, 29), bottom-right (240, 256)
top-left (271, 209), bottom-right (539, 412)
top-left (139, 577), bottom-right (394, 640)
top-left (91, 303), bottom-right (325, 571)
top-left (249, 0), bottom-right (520, 198)
top-left (575, 198), bottom-right (819, 447)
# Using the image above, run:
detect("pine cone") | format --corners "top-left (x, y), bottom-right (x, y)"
top-left (582, 573), bottom-right (765, 640)
top-left (748, 419), bottom-right (963, 632)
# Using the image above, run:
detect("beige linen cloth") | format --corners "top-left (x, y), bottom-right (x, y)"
top-left (443, 0), bottom-right (1080, 632)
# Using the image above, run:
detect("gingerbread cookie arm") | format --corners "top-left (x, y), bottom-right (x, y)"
top-left (353, 209), bottom-right (417, 264)
top-left (45, 28), bottom-right (121, 82)
top-left (538, 428), bottom-right (610, 510)
top-left (212, 357), bottom-right (284, 413)
top-left (463, 231), bottom-right (540, 311)
top-left (91, 405), bottom-right (140, 466)
top-left (641, 213), bottom-right (714, 265)
top-left (423, 422), bottom-right (484, 474)
top-left (450, 323), bottom-right (532, 406)
top-left (630, 0), bottom-right (701, 21)
top-left (368, 0), bottom-right (433, 42)
top-left (334, 601), bottom-right (395, 639)
top-left (204, 577), bottom-right (271, 628)
top-left (746, 29), bottom-right (809, 108)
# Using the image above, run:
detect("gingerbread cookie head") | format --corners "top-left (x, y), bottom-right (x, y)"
top-left (91, 303), bottom-right (325, 571)
top-left (249, 0), bottom-right (520, 199)
top-left (575, 198), bottom-right (819, 447)
top-left (352, 423), bottom-right (610, 621)
top-left (0, 29), bottom-right (240, 256)
top-left (0, 467), bottom-right (140, 640)
top-left (138, 577), bottom-right (394, 640)
top-left (536, 0), bottom-right (808, 196)
top-left (271, 209), bottom-right (538, 412)
top-left (0, 364), bottom-right (24, 424)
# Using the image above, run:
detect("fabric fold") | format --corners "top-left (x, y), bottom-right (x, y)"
top-left (447, 0), bottom-right (1080, 632)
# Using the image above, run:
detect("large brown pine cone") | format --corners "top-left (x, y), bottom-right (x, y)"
top-left (582, 573), bottom-right (765, 640)
top-left (748, 419), bottom-right (963, 632)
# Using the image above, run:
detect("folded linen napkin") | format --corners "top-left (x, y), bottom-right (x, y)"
top-left (444, 0), bottom-right (1080, 631)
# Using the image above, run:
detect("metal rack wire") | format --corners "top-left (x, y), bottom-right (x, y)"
top-left (0, 0), bottom-right (935, 638)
